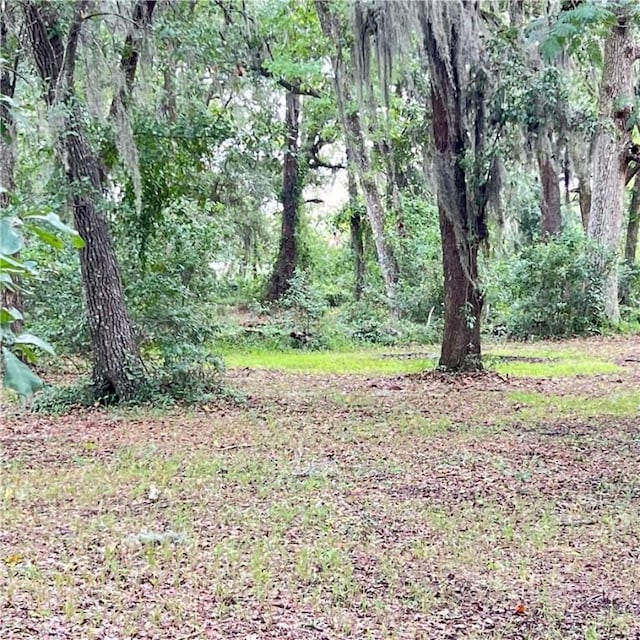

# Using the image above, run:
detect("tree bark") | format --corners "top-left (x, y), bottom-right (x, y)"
top-left (316, 1), bottom-right (399, 315)
top-left (267, 90), bottom-right (301, 301)
top-left (587, 10), bottom-right (639, 323)
top-left (421, 2), bottom-right (486, 371)
top-left (625, 178), bottom-right (640, 266)
top-left (536, 131), bottom-right (562, 238)
top-left (346, 146), bottom-right (365, 300)
top-left (26, 1), bottom-right (145, 399)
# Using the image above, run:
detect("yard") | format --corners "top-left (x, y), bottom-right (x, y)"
top-left (2, 336), bottom-right (639, 639)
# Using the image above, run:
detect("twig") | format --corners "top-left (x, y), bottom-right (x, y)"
top-left (216, 443), bottom-right (254, 451)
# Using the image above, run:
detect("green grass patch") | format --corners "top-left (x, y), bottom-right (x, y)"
top-left (224, 345), bottom-right (621, 378)
top-left (487, 352), bottom-right (621, 377)
top-left (508, 389), bottom-right (640, 418)
top-left (223, 348), bottom-right (437, 375)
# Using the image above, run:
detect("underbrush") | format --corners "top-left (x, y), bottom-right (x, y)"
top-left (30, 357), bottom-right (240, 415)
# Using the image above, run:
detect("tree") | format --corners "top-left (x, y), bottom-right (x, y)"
top-left (24, 1), bottom-right (153, 400)
top-left (316, 0), bottom-right (400, 316)
top-left (417, 0), bottom-right (493, 370)
top-left (267, 90), bottom-right (302, 300)
top-left (626, 177), bottom-right (640, 267)
top-left (586, 4), bottom-right (640, 323)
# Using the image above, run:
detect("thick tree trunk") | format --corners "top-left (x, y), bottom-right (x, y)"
top-left (65, 107), bottom-right (144, 398)
top-left (346, 147), bottom-right (365, 300)
top-left (267, 91), bottom-right (301, 301)
top-left (536, 132), bottom-right (562, 238)
top-left (27, 1), bottom-right (145, 399)
top-left (439, 213), bottom-right (482, 371)
top-left (316, 1), bottom-right (399, 315)
top-left (587, 11), bottom-right (639, 323)
top-left (422, 4), bottom-right (485, 372)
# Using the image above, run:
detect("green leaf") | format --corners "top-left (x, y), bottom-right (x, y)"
top-left (0, 254), bottom-right (38, 275)
top-left (2, 347), bottom-right (44, 399)
top-left (540, 37), bottom-right (563, 63)
top-left (29, 226), bottom-right (65, 250)
top-left (0, 307), bottom-right (23, 324)
top-left (0, 218), bottom-right (23, 255)
top-left (25, 213), bottom-right (85, 248)
top-left (14, 333), bottom-right (56, 356)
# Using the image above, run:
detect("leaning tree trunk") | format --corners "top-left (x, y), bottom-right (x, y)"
top-left (316, 1), bottom-right (399, 316)
top-left (267, 91), bottom-right (301, 301)
top-left (536, 130), bottom-right (562, 239)
top-left (421, 1), bottom-right (486, 371)
top-left (26, 1), bottom-right (145, 399)
top-left (587, 10), bottom-right (639, 324)
top-left (346, 146), bottom-right (365, 300)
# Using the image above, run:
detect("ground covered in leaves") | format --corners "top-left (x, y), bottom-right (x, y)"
top-left (1, 337), bottom-right (639, 639)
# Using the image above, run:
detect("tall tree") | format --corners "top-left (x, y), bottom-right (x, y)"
top-left (267, 90), bottom-right (302, 300)
top-left (418, 0), bottom-right (492, 370)
top-left (346, 146), bottom-right (366, 300)
top-left (316, 0), bottom-right (400, 316)
top-left (586, 5), bottom-right (640, 323)
top-left (25, 1), bottom-right (154, 399)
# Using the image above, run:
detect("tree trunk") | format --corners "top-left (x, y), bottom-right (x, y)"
top-left (267, 91), bottom-right (301, 301)
top-left (587, 10), bottom-right (639, 323)
top-left (346, 147), bottom-right (365, 300)
top-left (421, 2), bottom-right (486, 372)
top-left (578, 175), bottom-right (592, 231)
top-left (625, 178), bottom-right (640, 266)
top-left (439, 212), bottom-right (482, 370)
top-left (536, 131), bottom-right (562, 238)
top-left (26, 1), bottom-right (145, 400)
top-left (0, 3), bottom-right (23, 333)
top-left (316, 1), bottom-right (399, 315)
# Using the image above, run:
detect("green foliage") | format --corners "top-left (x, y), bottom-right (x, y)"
top-left (395, 196), bottom-right (443, 322)
top-left (282, 269), bottom-right (328, 331)
top-left (32, 355), bottom-right (229, 414)
top-left (540, 1), bottom-right (616, 63)
top-left (30, 380), bottom-right (96, 415)
top-left (1, 207), bottom-right (83, 399)
top-left (485, 230), bottom-right (606, 339)
top-left (25, 246), bottom-right (89, 354)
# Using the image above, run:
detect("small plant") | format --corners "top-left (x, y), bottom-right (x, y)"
top-left (281, 269), bottom-right (328, 348)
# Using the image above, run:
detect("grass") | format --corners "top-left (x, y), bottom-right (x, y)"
top-left (2, 335), bottom-right (640, 638)
top-left (508, 389), bottom-right (640, 419)
top-left (223, 342), bottom-right (622, 378)
top-left (223, 347), bottom-right (437, 375)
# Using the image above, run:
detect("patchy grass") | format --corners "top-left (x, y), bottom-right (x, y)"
top-left (2, 335), bottom-right (640, 639)
top-left (508, 389), bottom-right (640, 419)
top-left (223, 342), bottom-right (621, 378)
top-left (223, 348), bottom-right (437, 375)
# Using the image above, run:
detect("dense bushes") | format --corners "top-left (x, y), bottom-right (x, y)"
top-left (484, 229), bottom-right (606, 338)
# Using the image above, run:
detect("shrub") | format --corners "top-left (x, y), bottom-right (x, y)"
top-left (484, 229), bottom-right (605, 338)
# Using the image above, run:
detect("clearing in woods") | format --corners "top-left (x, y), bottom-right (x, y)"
top-left (1, 336), bottom-right (639, 639)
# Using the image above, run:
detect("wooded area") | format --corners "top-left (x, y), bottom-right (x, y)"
top-left (1, 0), bottom-right (639, 402)
top-left (1, 2), bottom-right (640, 637)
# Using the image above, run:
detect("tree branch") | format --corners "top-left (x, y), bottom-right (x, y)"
top-left (252, 63), bottom-right (321, 98)
top-left (63, 0), bottom-right (88, 90)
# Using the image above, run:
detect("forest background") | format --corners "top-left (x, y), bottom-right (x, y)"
top-left (1, 0), bottom-right (640, 405)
